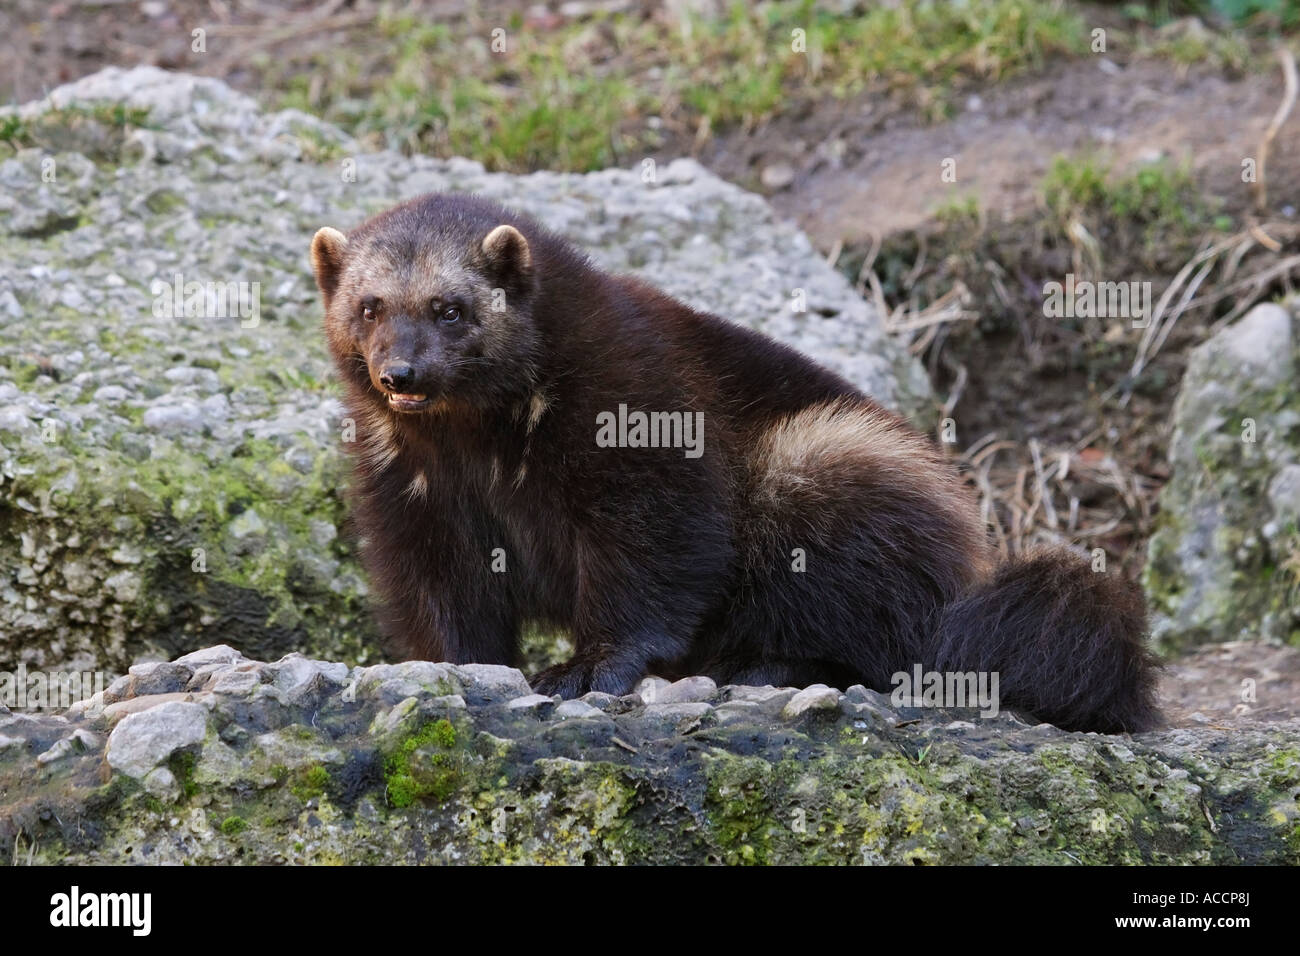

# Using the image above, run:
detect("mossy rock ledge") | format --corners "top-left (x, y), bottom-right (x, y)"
top-left (1, 646), bottom-right (1297, 865)
top-left (0, 66), bottom-right (928, 676)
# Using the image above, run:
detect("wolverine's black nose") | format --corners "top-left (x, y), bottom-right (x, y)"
top-left (379, 363), bottom-right (414, 392)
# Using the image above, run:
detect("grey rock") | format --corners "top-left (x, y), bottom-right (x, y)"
top-left (227, 509), bottom-right (267, 539)
top-left (452, 664), bottom-right (534, 703)
top-left (782, 684), bottom-right (842, 719)
top-left (506, 694), bottom-right (555, 712)
top-left (760, 162), bottom-right (796, 191)
top-left (101, 675), bottom-right (133, 705)
top-left (372, 678), bottom-right (431, 706)
top-left (579, 692), bottom-right (621, 711)
top-left (143, 766), bottom-right (181, 803)
top-left (141, 402), bottom-right (205, 434)
top-left (93, 385), bottom-right (130, 403)
top-left (638, 701), bottom-right (713, 735)
top-left (554, 700), bottom-right (606, 720)
top-left (1212, 303), bottom-right (1292, 385)
top-left (429, 694), bottom-right (467, 710)
top-left (0, 406), bottom-right (33, 435)
top-left (1145, 300), bottom-right (1300, 650)
top-left (210, 670), bottom-right (262, 695)
top-left (1267, 464), bottom-right (1300, 527)
top-left (106, 700), bottom-right (208, 779)
top-left (65, 693), bottom-right (107, 721)
top-left (253, 727), bottom-right (344, 769)
top-left (368, 697), bottom-right (422, 743)
top-left (844, 684), bottom-right (895, 707)
top-left (128, 661), bottom-right (194, 696)
top-left (724, 685), bottom-right (798, 708)
top-left (358, 662), bottom-right (461, 699)
top-left (711, 700), bottom-right (762, 725)
top-left (175, 645), bottom-right (245, 668)
top-left (841, 699), bottom-right (894, 727)
top-left (103, 692), bottom-right (198, 720)
top-left (633, 677), bottom-right (671, 703)
top-left (267, 654), bottom-right (348, 707)
top-left (36, 728), bottom-right (100, 765)
top-left (655, 675), bottom-right (717, 704)
top-left (172, 647), bottom-right (244, 671)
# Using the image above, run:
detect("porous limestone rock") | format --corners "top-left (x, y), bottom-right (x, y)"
top-left (1, 647), bottom-right (1296, 865)
top-left (1145, 300), bottom-right (1300, 652)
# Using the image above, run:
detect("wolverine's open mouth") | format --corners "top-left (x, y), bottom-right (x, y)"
top-left (386, 393), bottom-right (430, 412)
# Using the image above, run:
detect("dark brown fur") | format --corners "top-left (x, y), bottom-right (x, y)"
top-left (310, 193), bottom-right (1162, 733)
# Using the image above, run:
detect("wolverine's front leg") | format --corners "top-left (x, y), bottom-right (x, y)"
top-left (529, 498), bottom-right (733, 697)
top-left (380, 569), bottom-right (519, 667)
top-left (356, 484), bottom-right (519, 665)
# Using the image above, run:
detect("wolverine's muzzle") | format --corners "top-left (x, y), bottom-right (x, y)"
top-left (376, 362), bottom-right (433, 412)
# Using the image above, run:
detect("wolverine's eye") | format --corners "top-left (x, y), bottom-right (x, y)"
top-left (360, 299), bottom-right (380, 323)
top-left (440, 306), bottom-right (462, 324)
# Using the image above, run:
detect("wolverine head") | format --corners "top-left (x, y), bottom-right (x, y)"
top-left (310, 195), bottom-right (542, 415)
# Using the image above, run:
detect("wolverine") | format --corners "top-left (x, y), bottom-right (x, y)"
top-left (309, 193), bottom-right (1161, 733)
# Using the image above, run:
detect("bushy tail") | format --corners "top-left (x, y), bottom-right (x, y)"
top-left (931, 549), bottom-right (1162, 733)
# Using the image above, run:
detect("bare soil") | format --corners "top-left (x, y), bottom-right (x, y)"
top-left (711, 56), bottom-right (1297, 247)
top-left (1161, 641), bottom-right (1300, 726)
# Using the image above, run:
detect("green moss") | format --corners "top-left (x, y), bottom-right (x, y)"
top-left (1038, 748), bottom-right (1092, 784)
top-left (1265, 748), bottom-right (1300, 786)
top-left (383, 718), bottom-right (463, 809)
top-left (144, 190), bottom-right (187, 215)
top-left (292, 125), bottom-right (348, 162)
top-left (290, 764), bottom-right (332, 802)
top-left (0, 103), bottom-right (154, 161)
top-left (0, 114), bottom-right (26, 150)
top-left (704, 755), bottom-right (776, 865)
top-left (219, 815), bottom-right (248, 835)
top-left (168, 751), bottom-right (199, 800)
top-left (456, 759), bottom-right (649, 865)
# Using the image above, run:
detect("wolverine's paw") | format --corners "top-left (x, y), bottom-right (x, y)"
top-left (529, 654), bottom-right (639, 699)
top-left (529, 662), bottom-right (590, 699)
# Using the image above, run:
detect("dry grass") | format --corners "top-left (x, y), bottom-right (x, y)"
top-left (847, 128), bottom-right (1300, 574)
top-left (956, 431), bottom-right (1161, 566)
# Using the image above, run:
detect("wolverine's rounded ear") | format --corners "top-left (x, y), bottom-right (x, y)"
top-left (310, 227), bottom-right (349, 300)
top-left (481, 224), bottom-right (532, 278)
